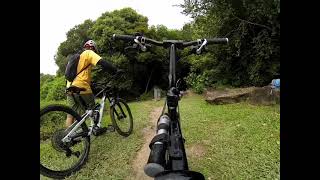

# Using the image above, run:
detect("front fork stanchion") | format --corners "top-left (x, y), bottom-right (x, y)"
top-left (96, 95), bottom-right (106, 128)
top-left (110, 97), bottom-right (126, 120)
top-left (116, 101), bottom-right (127, 119)
top-left (109, 97), bottom-right (118, 117)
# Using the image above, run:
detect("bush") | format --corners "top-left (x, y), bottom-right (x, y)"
top-left (40, 76), bottom-right (66, 101)
top-left (40, 74), bottom-right (55, 87)
top-left (185, 72), bottom-right (206, 94)
top-left (40, 82), bottom-right (51, 100)
top-left (139, 89), bottom-right (155, 101)
top-left (40, 74), bottom-right (55, 100)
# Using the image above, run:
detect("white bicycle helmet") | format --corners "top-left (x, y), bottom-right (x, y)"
top-left (83, 40), bottom-right (98, 52)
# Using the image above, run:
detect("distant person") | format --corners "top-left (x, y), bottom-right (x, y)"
top-left (271, 79), bottom-right (280, 89)
top-left (270, 78), bottom-right (280, 95)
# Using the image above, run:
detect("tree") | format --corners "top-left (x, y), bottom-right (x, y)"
top-left (40, 73), bottom-right (55, 88)
top-left (55, 19), bottom-right (94, 75)
top-left (180, 0), bottom-right (280, 88)
top-left (54, 8), bottom-right (187, 97)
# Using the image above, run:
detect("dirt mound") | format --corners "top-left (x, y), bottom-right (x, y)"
top-left (205, 86), bottom-right (280, 105)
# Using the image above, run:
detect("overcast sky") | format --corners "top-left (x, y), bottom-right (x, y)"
top-left (40, 0), bottom-right (192, 75)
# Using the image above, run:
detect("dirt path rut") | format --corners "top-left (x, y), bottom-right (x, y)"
top-left (128, 107), bottom-right (163, 180)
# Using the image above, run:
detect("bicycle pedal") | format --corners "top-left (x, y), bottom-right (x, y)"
top-left (106, 125), bottom-right (115, 132)
top-left (92, 127), bottom-right (106, 136)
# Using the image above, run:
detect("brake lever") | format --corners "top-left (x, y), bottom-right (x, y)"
top-left (134, 36), bottom-right (147, 52)
top-left (196, 39), bottom-right (207, 54)
top-left (124, 45), bottom-right (138, 51)
top-left (189, 45), bottom-right (198, 54)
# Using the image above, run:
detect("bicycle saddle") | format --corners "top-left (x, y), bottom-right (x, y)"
top-left (66, 86), bottom-right (86, 94)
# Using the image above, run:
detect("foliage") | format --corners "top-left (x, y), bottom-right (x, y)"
top-left (55, 20), bottom-right (94, 76)
top-left (40, 76), bottom-right (66, 101)
top-left (185, 72), bottom-right (206, 94)
top-left (180, 0), bottom-right (280, 88)
top-left (40, 73), bottom-right (55, 88)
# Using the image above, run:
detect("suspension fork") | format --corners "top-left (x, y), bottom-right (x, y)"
top-left (96, 93), bottom-right (107, 127)
top-left (109, 96), bottom-right (127, 119)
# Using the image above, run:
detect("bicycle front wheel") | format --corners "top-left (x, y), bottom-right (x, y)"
top-left (110, 98), bottom-right (133, 137)
top-left (40, 104), bottom-right (90, 179)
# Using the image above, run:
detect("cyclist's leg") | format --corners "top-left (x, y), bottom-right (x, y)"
top-left (65, 93), bottom-right (95, 127)
top-left (80, 93), bottom-right (95, 109)
top-left (66, 94), bottom-right (84, 127)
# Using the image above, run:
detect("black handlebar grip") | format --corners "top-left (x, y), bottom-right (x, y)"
top-left (207, 38), bottom-right (229, 44)
top-left (155, 170), bottom-right (205, 180)
top-left (144, 143), bottom-right (166, 177)
top-left (112, 34), bottom-right (135, 41)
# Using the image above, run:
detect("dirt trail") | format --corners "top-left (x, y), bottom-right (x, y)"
top-left (128, 107), bottom-right (163, 180)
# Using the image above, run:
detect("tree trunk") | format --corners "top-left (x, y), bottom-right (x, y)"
top-left (144, 68), bottom-right (154, 94)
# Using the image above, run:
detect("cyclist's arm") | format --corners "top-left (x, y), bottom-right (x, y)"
top-left (87, 50), bottom-right (118, 74)
top-left (97, 59), bottom-right (117, 74)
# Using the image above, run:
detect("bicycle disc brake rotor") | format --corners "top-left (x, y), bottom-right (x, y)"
top-left (51, 129), bottom-right (69, 152)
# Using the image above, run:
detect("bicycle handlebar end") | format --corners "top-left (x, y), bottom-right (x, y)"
top-left (207, 38), bottom-right (229, 44)
top-left (144, 163), bottom-right (165, 177)
top-left (112, 34), bottom-right (135, 41)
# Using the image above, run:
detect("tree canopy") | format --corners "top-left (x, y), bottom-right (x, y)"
top-left (180, 0), bottom-right (280, 89)
top-left (41, 4), bottom-right (280, 100)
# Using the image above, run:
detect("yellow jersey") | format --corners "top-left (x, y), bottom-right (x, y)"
top-left (66, 50), bottom-right (101, 94)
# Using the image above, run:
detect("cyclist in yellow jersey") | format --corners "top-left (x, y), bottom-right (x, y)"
top-left (66, 40), bottom-right (123, 134)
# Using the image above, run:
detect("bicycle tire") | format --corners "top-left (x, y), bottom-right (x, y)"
top-left (40, 104), bottom-right (90, 179)
top-left (110, 98), bottom-right (133, 137)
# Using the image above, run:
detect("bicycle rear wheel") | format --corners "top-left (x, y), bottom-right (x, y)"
top-left (40, 104), bottom-right (90, 179)
top-left (110, 98), bottom-right (133, 137)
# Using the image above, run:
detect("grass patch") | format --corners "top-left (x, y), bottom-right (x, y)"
top-left (179, 94), bottom-right (280, 179)
top-left (40, 93), bottom-right (279, 179)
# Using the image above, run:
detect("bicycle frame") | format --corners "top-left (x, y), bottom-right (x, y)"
top-left (61, 86), bottom-right (125, 143)
top-left (162, 43), bottom-right (189, 171)
top-left (143, 40), bottom-right (207, 178)
top-left (112, 34), bottom-right (227, 178)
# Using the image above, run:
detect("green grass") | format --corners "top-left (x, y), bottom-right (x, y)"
top-left (179, 93), bottom-right (280, 179)
top-left (40, 93), bottom-right (279, 180)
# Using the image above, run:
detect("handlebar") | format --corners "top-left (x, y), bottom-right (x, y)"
top-left (112, 34), bottom-right (228, 51)
top-left (113, 34), bottom-right (164, 48)
top-left (207, 38), bottom-right (229, 44)
top-left (112, 34), bottom-right (136, 41)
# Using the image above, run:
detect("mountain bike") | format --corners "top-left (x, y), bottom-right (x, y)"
top-left (113, 34), bottom-right (228, 179)
top-left (40, 72), bottom-right (133, 179)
